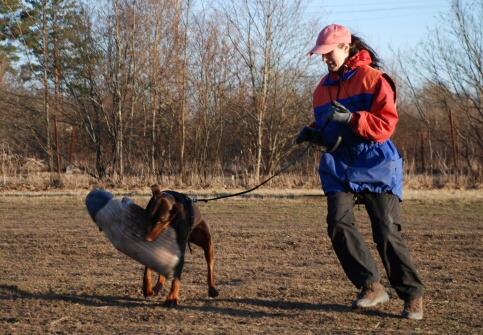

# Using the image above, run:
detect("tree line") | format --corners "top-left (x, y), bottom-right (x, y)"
top-left (0, 0), bottom-right (481, 188)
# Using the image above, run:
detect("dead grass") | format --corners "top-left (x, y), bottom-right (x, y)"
top-left (1, 170), bottom-right (482, 194)
top-left (0, 191), bottom-right (481, 334)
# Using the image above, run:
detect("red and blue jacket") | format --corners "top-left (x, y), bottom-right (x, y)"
top-left (313, 50), bottom-right (403, 200)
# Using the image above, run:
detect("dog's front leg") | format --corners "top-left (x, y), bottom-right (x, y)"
top-left (163, 278), bottom-right (181, 307)
top-left (142, 266), bottom-right (154, 298)
top-left (153, 274), bottom-right (166, 296)
top-left (143, 267), bottom-right (166, 298)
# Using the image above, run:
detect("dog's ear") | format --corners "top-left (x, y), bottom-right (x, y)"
top-left (151, 184), bottom-right (162, 199)
top-left (145, 185), bottom-right (161, 212)
top-left (171, 203), bottom-right (184, 219)
top-left (163, 202), bottom-right (184, 227)
top-left (149, 197), bottom-right (168, 227)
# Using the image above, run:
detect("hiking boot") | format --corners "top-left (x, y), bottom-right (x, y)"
top-left (352, 282), bottom-right (389, 309)
top-left (401, 296), bottom-right (423, 320)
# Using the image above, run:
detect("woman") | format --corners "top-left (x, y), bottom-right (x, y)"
top-left (297, 24), bottom-right (424, 320)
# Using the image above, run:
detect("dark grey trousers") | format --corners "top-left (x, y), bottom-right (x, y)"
top-left (326, 191), bottom-right (424, 300)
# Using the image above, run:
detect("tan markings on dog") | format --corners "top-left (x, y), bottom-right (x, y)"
top-left (142, 185), bottom-right (219, 306)
top-left (146, 194), bottom-right (180, 242)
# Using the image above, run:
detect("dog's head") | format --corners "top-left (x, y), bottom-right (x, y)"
top-left (146, 185), bottom-right (184, 241)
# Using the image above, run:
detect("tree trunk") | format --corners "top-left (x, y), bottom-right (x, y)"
top-left (42, 0), bottom-right (53, 178)
top-left (114, 0), bottom-right (124, 180)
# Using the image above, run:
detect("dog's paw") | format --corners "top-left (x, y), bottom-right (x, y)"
top-left (143, 290), bottom-right (155, 299)
top-left (152, 283), bottom-right (163, 296)
top-left (208, 287), bottom-right (219, 298)
top-left (163, 297), bottom-right (179, 307)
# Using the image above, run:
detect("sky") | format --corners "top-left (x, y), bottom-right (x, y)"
top-left (305, 0), bottom-right (452, 61)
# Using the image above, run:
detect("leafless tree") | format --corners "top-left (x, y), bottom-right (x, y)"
top-left (188, 9), bottom-right (233, 181)
top-left (211, 0), bottom-right (315, 182)
top-left (394, 0), bottom-right (482, 178)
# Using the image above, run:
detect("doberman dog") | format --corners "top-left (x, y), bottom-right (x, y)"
top-left (143, 185), bottom-right (219, 306)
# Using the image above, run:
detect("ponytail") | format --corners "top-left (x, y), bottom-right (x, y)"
top-left (349, 34), bottom-right (382, 70)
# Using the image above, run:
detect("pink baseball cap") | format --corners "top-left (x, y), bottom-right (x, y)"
top-left (307, 24), bottom-right (351, 56)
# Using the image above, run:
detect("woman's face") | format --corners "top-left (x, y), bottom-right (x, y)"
top-left (322, 44), bottom-right (350, 72)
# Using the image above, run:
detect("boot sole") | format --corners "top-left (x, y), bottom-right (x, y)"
top-left (352, 291), bottom-right (390, 309)
top-left (401, 310), bottom-right (423, 320)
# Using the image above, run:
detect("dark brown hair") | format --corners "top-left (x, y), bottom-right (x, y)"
top-left (349, 34), bottom-right (382, 70)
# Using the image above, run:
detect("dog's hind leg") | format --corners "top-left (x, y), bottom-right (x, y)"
top-left (189, 220), bottom-right (219, 298)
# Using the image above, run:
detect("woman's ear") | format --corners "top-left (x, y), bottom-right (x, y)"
top-left (343, 43), bottom-right (350, 53)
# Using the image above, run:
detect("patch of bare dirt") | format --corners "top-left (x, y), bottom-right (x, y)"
top-left (0, 192), bottom-right (481, 334)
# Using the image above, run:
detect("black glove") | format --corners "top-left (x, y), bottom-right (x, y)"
top-left (327, 100), bottom-right (352, 125)
top-left (296, 126), bottom-right (317, 144)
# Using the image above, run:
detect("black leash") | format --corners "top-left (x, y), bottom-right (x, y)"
top-left (193, 141), bottom-right (314, 203)
top-left (193, 119), bottom-right (338, 203)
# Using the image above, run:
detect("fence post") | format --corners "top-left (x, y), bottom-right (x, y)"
top-left (449, 109), bottom-right (458, 181)
top-left (420, 131), bottom-right (426, 172)
top-left (54, 116), bottom-right (61, 176)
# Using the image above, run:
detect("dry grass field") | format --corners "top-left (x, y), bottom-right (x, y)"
top-left (0, 189), bottom-right (482, 334)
